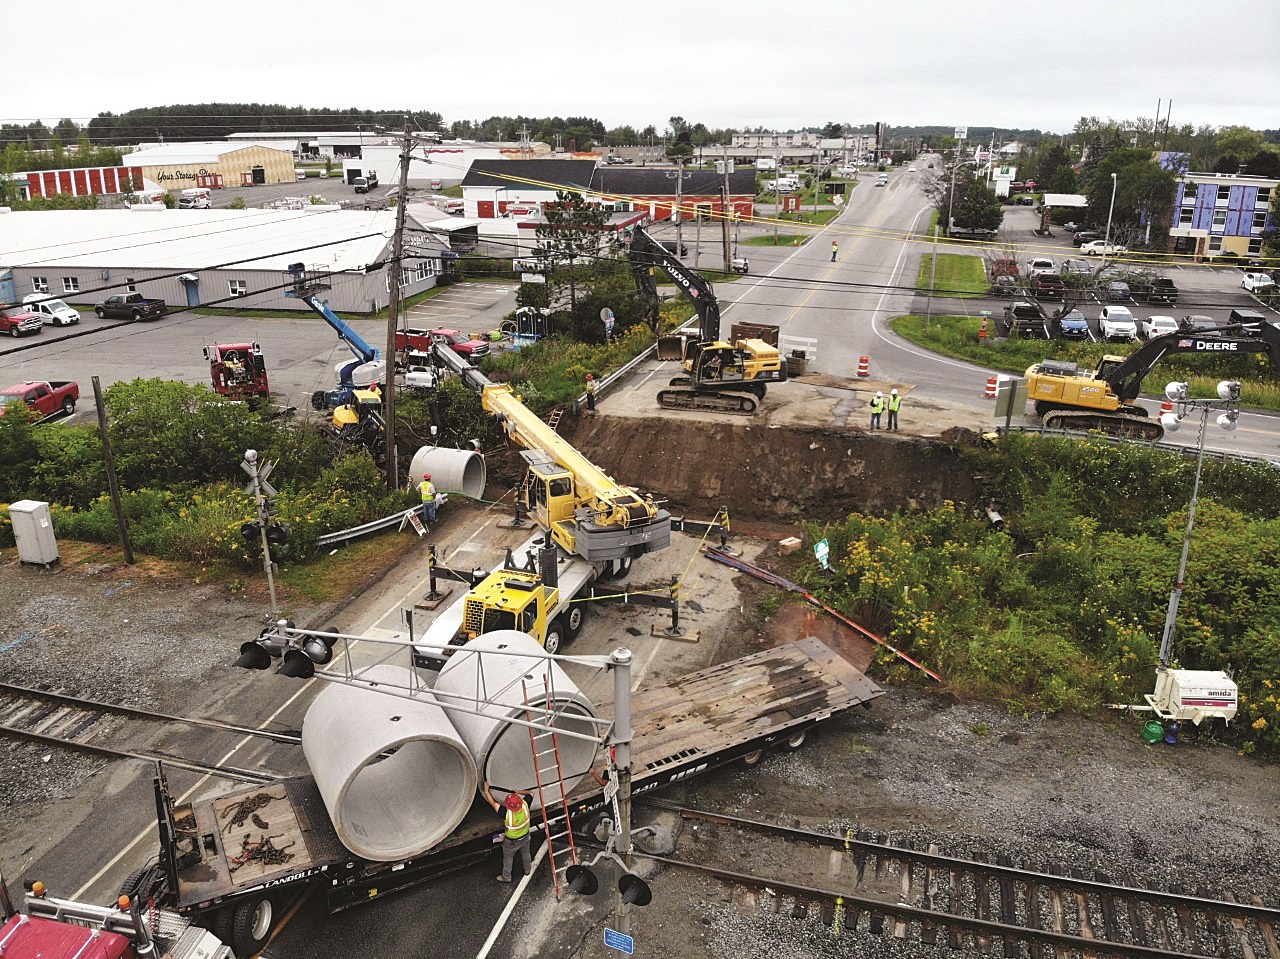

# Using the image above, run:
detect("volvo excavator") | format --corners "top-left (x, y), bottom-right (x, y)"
top-left (627, 228), bottom-right (787, 414)
top-left (1025, 320), bottom-right (1280, 440)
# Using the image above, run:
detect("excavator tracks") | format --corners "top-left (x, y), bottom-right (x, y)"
top-left (1041, 409), bottom-right (1164, 440)
top-left (657, 388), bottom-right (758, 414)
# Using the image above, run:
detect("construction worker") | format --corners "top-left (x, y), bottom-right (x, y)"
top-left (418, 473), bottom-right (438, 523)
top-left (831, 240), bottom-right (839, 262)
top-left (483, 784), bottom-right (533, 883)
top-left (585, 373), bottom-right (597, 414)
top-left (886, 388), bottom-right (902, 431)
top-left (869, 391), bottom-right (885, 430)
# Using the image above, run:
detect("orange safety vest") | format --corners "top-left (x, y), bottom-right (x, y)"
top-left (504, 801), bottom-right (530, 839)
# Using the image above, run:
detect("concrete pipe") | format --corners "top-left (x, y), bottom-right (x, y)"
top-left (302, 665), bottom-right (477, 861)
top-left (408, 446), bottom-right (486, 498)
top-left (435, 630), bottom-right (600, 811)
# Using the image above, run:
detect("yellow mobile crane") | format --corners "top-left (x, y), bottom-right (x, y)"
top-left (415, 344), bottom-right (673, 662)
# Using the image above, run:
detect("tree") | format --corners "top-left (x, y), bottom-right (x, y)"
top-left (1244, 149), bottom-right (1280, 178)
top-left (535, 190), bottom-right (612, 318)
top-left (1086, 149), bottom-right (1177, 247)
top-left (822, 122), bottom-right (845, 139)
top-left (1216, 126), bottom-right (1265, 164)
top-left (952, 177), bottom-right (1004, 233)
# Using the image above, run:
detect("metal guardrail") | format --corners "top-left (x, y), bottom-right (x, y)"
top-left (315, 510), bottom-right (414, 547)
top-left (996, 425), bottom-right (1280, 468)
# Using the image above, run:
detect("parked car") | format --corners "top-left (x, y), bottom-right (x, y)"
top-left (1105, 282), bottom-right (1133, 302)
top-left (1241, 272), bottom-right (1278, 294)
top-left (1061, 221), bottom-right (1080, 233)
top-left (1098, 305), bottom-right (1138, 341)
top-left (1180, 314), bottom-right (1229, 334)
top-left (1060, 258), bottom-right (1092, 278)
top-left (1028, 257), bottom-right (1055, 277)
top-left (1053, 308), bottom-right (1091, 340)
top-left (1072, 231), bottom-right (1104, 248)
top-left (907, 166), bottom-right (917, 173)
top-left (21, 294), bottom-right (81, 326)
top-left (1081, 240), bottom-right (1128, 256)
top-left (1141, 315), bottom-right (1179, 340)
top-left (0, 304), bottom-right (43, 337)
top-left (1015, 195), bottom-right (1036, 205)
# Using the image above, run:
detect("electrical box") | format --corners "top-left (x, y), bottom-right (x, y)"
top-left (9, 499), bottom-right (59, 567)
top-left (1144, 668), bottom-right (1238, 725)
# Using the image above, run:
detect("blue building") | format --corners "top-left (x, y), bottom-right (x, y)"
top-left (1168, 172), bottom-right (1275, 260)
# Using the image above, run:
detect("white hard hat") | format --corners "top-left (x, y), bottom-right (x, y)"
top-left (891, 388), bottom-right (898, 395)
top-left (876, 391), bottom-right (883, 397)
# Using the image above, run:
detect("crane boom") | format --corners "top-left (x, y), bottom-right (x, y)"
top-left (432, 343), bottom-right (670, 563)
top-left (285, 263), bottom-right (384, 389)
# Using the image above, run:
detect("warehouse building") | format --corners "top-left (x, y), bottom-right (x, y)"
top-left (120, 142), bottom-right (299, 190)
top-left (0, 209), bottom-right (451, 315)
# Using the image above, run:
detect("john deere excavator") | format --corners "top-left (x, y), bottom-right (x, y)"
top-left (627, 228), bottom-right (786, 414)
top-left (1025, 320), bottom-right (1280, 440)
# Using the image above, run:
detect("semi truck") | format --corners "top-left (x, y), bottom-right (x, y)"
top-left (0, 867), bottom-right (233, 959)
top-left (148, 637), bottom-right (882, 957)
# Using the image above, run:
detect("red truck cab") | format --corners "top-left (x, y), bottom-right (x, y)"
top-left (0, 380), bottom-right (79, 417)
top-left (0, 304), bottom-right (43, 337)
top-left (395, 327), bottom-right (491, 361)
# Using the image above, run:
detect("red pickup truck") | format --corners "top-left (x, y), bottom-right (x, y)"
top-left (0, 380), bottom-right (80, 417)
top-left (0, 304), bottom-right (44, 337)
top-left (395, 327), bottom-right (491, 360)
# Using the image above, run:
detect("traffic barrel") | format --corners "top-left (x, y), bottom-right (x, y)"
top-left (856, 356), bottom-right (870, 377)
top-left (984, 375), bottom-right (998, 398)
top-left (1160, 399), bottom-right (1174, 415)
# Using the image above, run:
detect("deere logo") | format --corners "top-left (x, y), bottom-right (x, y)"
top-left (1194, 341), bottom-right (1237, 351)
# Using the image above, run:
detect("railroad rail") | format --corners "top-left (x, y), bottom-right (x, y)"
top-left (633, 799), bottom-right (1280, 959)
top-left (0, 682), bottom-right (297, 785)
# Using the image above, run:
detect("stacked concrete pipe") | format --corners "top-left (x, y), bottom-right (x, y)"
top-left (434, 630), bottom-right (601, 810)
top-left (302, 665), bottom-right (477, 861)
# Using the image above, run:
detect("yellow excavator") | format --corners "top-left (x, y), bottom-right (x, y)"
top-left (627, 228), bottom-right (787, 414)
top-left (1026, 321), bottom-right (1280, 440)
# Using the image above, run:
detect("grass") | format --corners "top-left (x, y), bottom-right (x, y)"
top-left (744, 234), bottom-right (810, 247)
top-left (917, 253), bottom-right (987, 298)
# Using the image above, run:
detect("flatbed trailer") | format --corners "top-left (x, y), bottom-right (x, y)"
top-left (152, 638), bottom-right (882, 956)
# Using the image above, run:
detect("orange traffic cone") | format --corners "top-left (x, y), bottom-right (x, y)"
top-left (856, 356), bottom-right (870, 377)
top-left (984, 375), bottom-right (998, 398)
top-left (1160, 399), bottom-right (1174, 415)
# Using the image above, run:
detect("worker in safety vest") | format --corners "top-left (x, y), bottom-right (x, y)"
top-left (418, 473), bottom-right (438, 523)
top-left (831, 240), bottom-right (839, 262)
top-left (483, 783), bottom-right (534, 882)
top-left (886, 388), bottom-right (902, 431)
top-left (869, 391), bottom-right (885, 430)
top-left (585, 373), bottom-right (597, 414)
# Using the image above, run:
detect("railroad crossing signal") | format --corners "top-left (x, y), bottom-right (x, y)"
top-left (242, 457), bottom-right (277, 498)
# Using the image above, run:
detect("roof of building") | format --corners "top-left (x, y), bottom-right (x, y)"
top-left (0, 209), bottom-right (445, 272)
top-left (595, 168), bottom-right (756, 196)
top-left (462, 159), bottom-right (597, 191)
top-left (122, 142), bottom-right (294, 164)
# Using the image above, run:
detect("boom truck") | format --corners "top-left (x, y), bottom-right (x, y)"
top-left (1026, 320), bottom-right (1280, 440)
top-left (627, 228), bottom-right (787, 414)
top-left (412, 341), bottom-right (674, 664)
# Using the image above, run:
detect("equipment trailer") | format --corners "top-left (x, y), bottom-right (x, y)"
top-left (145, 639), bottom-right (881, 957)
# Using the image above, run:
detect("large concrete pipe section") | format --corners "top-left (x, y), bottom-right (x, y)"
top-left (302, 665), bottom-right (477, 861)
top-left (408, 446), bottom-right (486, 498)
top-left (435, 630), bottom-right (600, 810)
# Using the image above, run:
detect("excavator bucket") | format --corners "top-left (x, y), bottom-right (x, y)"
top-left (656, 334), bottom-right (690, 361)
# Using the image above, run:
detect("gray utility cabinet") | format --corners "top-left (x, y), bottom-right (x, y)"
top-left (9, 499), bottom-right (59, 566)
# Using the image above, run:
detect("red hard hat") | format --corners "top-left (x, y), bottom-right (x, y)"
top-left (423, 473), bottom-right (431, 479)
top-left (503, 793), bottom-right (524, 811)
top-left (586, 374), bottom-right (594, 380)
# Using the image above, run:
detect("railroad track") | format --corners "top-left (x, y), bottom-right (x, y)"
top-left (0, 682), bottom-right (299, 785)
top-left (635, 799), bottom-right (1280, 959)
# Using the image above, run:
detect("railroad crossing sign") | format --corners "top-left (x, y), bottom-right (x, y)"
top-left (814, 538), bottom-right (830, 570)
top-left (241, 457), bottom-right (277, 498)
top-left (604, 928), bottom-right (635, 954)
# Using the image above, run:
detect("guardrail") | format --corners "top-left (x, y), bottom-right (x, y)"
top-left (996, 425), bottom-right (1279, 468)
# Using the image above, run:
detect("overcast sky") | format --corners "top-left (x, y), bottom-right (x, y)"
top-left (7, 1), bottom-right (1276, 139)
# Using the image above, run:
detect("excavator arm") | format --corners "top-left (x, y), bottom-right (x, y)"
top-left (1102, 322), bottom-right (1280, 403)
top-left (626, 228), bottom-right (722, 342)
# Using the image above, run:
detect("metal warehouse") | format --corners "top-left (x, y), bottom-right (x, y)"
top-left (121, 142), bottom-right (300, 190)
top-left (0, 209), bottom-right (451, 315)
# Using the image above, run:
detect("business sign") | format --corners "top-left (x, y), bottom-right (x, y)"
top-left (954, 126), bottom-right (968, 140)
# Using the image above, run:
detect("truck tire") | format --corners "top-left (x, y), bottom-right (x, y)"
top-left (784, 728), bottom-right (809, 751)
top-left (61, 396), bottom-right (76, 415)
top-left (9, 326), bottom-right (17, 337)
top-left (603, 556), bottom-right (632, 580)
top-left (543, 618), bottom-right (566, 655)
top-left (231, 895), bottom-right (275, 956)
top-left (565, 603), bottom-right (586, 639)
top-left (130, 309), bottom-right (143, 321)
top-left (95, 306), bottom-right (106, 318)
top-left (117, 867), bottom-right (147, 901)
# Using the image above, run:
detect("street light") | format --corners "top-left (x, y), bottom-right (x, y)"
top-left (1154, 380), bottom-right (1241, 673)
top-left (1101, 172), bottom-right (1118, 270)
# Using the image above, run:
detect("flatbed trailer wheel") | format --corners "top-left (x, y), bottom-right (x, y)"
top-left (740, 748), bottom-right (764, 767)
top-left (566, 603), bottom-right (586, 639)
top-left (231, 895), bottom-right (275, 957)
top-left (784, 728), bottom-right (809, 751)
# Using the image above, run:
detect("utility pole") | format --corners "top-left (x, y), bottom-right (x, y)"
top-left (91, 376), bottom-right (134, 565)
top-left (382, 117), bottom-right (412, 487)
top-left (721, 146), bottom-right (732, 273)
top-left (674, 158), bottom-right (685, 257)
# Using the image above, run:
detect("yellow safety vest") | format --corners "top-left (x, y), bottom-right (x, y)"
top-left (505, 802), bottom-right (530, 839)
top-left (870, 396), bottom-right (884, 413)
top-left (419, 481), bottom-right (436, 502)
top-left (887, 394), bottom-right (901, 412)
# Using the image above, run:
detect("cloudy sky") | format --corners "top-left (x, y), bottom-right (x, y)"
top-left (7, 0), bottom-right (1276, 138)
